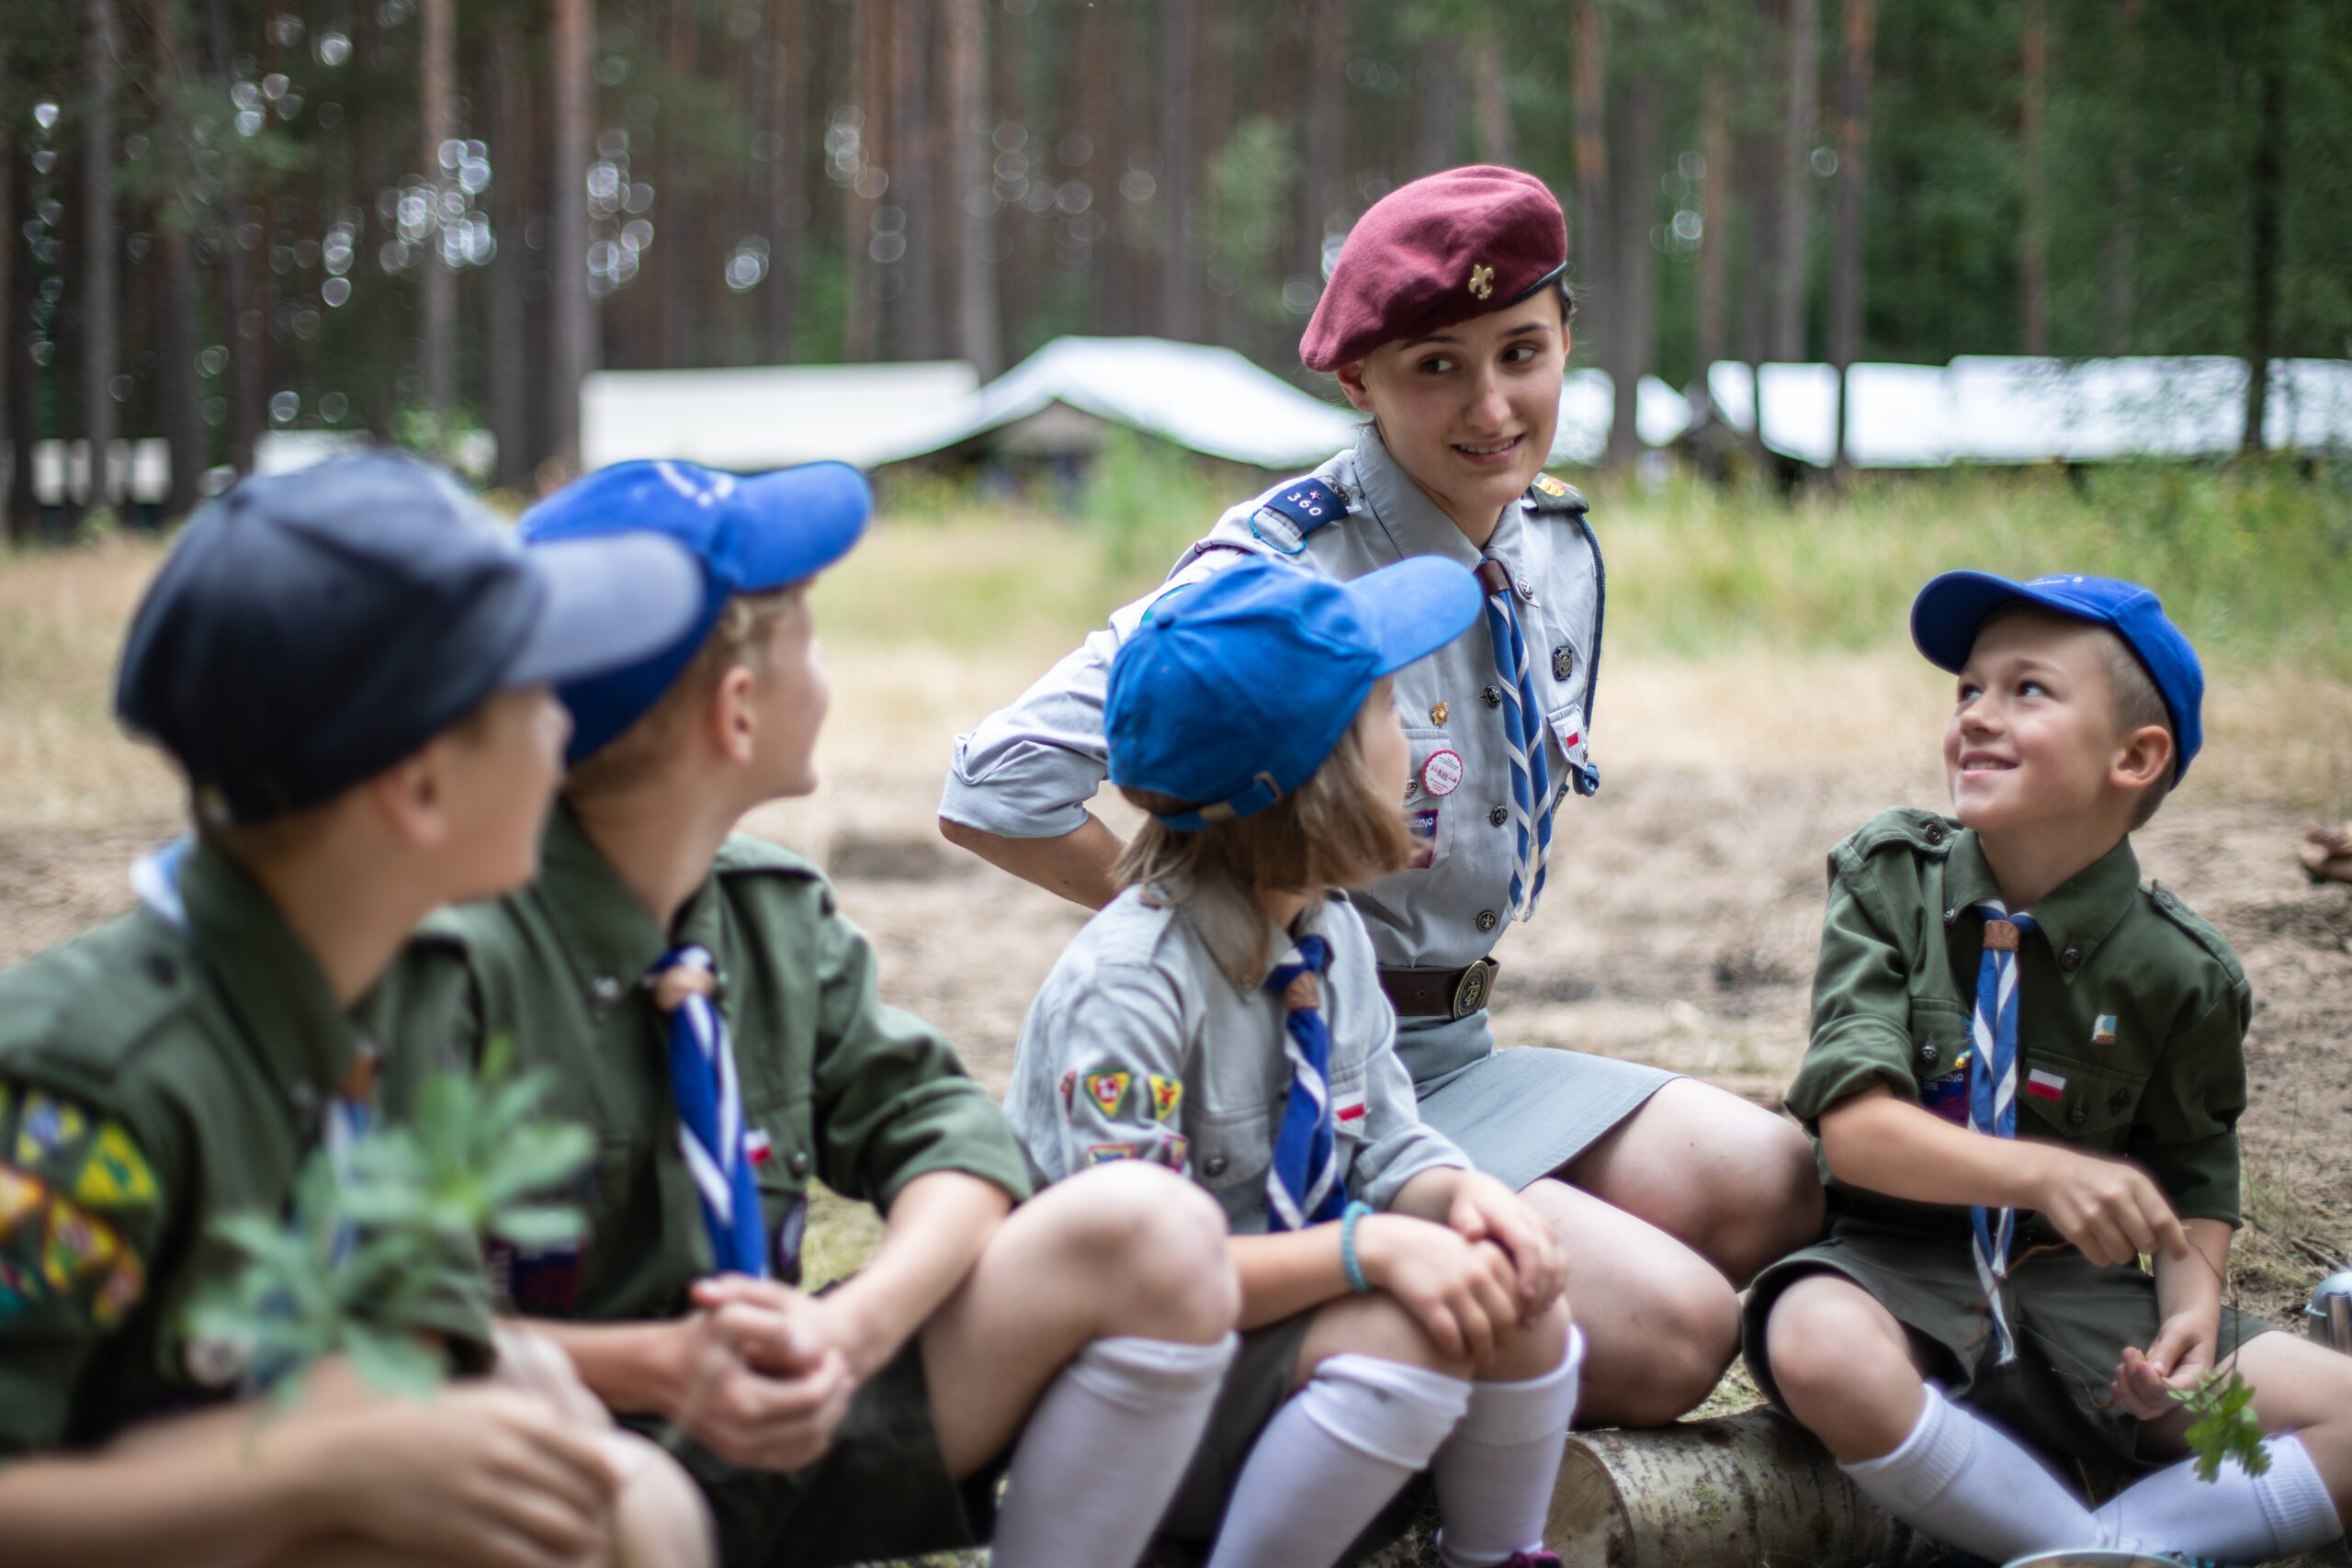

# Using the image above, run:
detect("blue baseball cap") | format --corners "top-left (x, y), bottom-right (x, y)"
top-left (1911, 570), bottom-right (2204, 784)
top-left (1106, 555), bottom-right (1482, 829)
top-left (521, 458), bottom-right (872, 762)
top-left (116, 451), bottom-right (701, 824)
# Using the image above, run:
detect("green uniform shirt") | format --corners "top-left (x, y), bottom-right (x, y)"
top-left (1791, 807), bottom-right (2249, 1233)
top-left (0, 842), bottom-right (405, 1453)
top-left (371, 806), bottom-right (1033, 1325)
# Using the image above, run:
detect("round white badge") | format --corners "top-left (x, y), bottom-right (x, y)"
top-left (1420, 750), bottom-right (1465, 798)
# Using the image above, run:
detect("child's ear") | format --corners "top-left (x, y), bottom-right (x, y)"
top-left (2112, 723), bottom-right (2174, 793)
top-left (707, 662), bottom-right (761, 765)
top-left (369, 748), bottom-right (450, 850)
top-left (1334, 358), bottom-right (1375, 413)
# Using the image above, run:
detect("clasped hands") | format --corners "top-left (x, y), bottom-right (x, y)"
top-left (663, 1277), bottom-right (864, 1472)
top-left (1361, 1169), bottom-right (1570, 1366)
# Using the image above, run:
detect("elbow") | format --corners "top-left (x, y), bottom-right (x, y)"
top-left (938, 815), bottom-right (986, 852)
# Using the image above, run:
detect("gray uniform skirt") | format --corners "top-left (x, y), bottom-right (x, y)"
top-left (1400, 1009), bottom-right (1677, 1191)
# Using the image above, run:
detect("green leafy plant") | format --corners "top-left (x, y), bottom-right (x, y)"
top-left (2174, 1367), bottom-right (2269, 1483)
top-left (184, 1038), bottom-right (592, 1404)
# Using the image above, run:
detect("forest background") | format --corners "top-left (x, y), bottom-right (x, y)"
top-left (2, 0), bottom-right (2349, 533)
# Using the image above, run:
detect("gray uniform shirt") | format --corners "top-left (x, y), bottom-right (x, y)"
top-left (1003, 881), bottom-right (1467, 1233)
top-left (943, 423), bottom-right (1605, 1092)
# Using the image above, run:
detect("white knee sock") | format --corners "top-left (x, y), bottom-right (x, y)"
top-left (1206, 1354), bottom-right (1472, 1568)
top-left (2097, 1433), bottom-right (2344, 1562)
top-left (991, 1333), bottom-right (1238, 1568)
top-left (1838, 1384), bottom-right (2105, 1563)
top-left (1434, 1327), bottom-right (1585, 1568)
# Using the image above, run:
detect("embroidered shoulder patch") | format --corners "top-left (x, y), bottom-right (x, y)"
top-left (1084, 1071), bottom-right (1130, 1116)
top-left (1083, 1142), bottom-right (1138, 1166)
top-left (1147, 1074), bottom-right (1183, 1122)
top-left (1250, 479), bottom-right (1349, 555)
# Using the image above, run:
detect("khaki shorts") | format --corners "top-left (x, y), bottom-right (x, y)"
top-left (1743, 1213), bottom-right (2273, 1489)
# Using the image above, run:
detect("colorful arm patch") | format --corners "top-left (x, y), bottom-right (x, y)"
top-left (0, 1080), bottom-right (161, 1331)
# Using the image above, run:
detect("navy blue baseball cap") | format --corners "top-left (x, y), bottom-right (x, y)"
top-left (1911, 570), bottom-right (2204, 784)
top-left (1106, 555), bottom-right (1482, 829)
top-left (521, 458), bottom-right (872, 763)
top-left (116, 451), bottom-right (702, 824)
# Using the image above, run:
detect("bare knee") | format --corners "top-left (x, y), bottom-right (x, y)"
top-left (1484, 1292), bottom-right (1576, 1383)
top-left (1038, 1160), bottom-right (1237, 1343)
top-left (602, 1430), bottom-right (717, 1568)
top-left (1579, 1269), bottom-right (1738, 1427)
top-left (1761, 1273), bottom-right (1920, 1454)
top-left (1300, 1291), bottom-right (1473, 1382)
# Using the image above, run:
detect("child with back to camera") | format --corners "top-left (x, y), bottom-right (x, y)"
top-left (1747, 570), bottom-right (2352, 1564)
top-left (1005, 555), bottom-right (1579, 1568)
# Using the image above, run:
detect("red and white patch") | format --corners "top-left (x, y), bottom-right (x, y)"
top-left (1334, 1096), bottom-right (1368, 1125)
top-left (2025, 1068), bottom-right (2067, 1101)
top-left (1419, 750), bottom-right (1465, 798)
top-left (744, 1129), bottom-right (775, 1165)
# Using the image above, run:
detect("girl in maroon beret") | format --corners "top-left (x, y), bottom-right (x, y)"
top-left (943, 166), bottom-right (1824, 1437)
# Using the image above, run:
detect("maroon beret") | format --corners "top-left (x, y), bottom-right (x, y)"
top-left (1299, 165), bottom-right (1569, 373)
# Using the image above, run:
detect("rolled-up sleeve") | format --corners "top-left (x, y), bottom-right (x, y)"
top-left (939, 631), bottom-right (1118, 840)
top-left (1353, 1035), bottom-right (1467, 1211)
top-left (1788, 845), bottom-right (1925, 1127)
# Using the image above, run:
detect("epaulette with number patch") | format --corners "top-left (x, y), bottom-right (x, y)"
top-left (1523, 473), bottom-right (1589, 514)
top-left (1248, 478), bottom-right (1349, 555)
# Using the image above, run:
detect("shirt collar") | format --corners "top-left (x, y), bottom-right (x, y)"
top-left (176, 839), bottom-right (364, 1111)
top-left (1168, 879), bottom-right (1340, 993)
top-left (532, 803), bottom-right (693, 1001)
top-left (1945, 827), bottom-right (2143, 976)
top-left (1346, 424), bottom-right (1494, 569)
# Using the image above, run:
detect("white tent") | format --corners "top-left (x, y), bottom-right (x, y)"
top-left (871, 336), bottom-right (1362, 469)
top-left (582, 360), bottom-right (980, 472)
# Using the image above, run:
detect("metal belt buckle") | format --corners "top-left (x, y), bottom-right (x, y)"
top-left (1450, 958), bottom-right (1496, 1020)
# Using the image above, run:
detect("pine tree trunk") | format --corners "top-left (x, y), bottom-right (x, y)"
top-left (2241, 0), bottom-right (2287, 455)
top-left (763, 0), bottom-right (805, 365)
top-left (2019, 0), bottom-right (2049, 355)
top-left (1296, 0), bottom-right (1347, 322)
top-left (0, 22), bottom-right (20, 542)
top-left (1829, 0), bottom-right (1873, 476)
top-left (1415, 34), bottom-right (1462, 179)
top-left (2104, 0), bottom-right (2143, 357)
top-left (548, 0), bottom-right (595, 475)
top-left (1467, 22), bottom-right (1512, 166)
top-left (892, 0), bottom-right (938, 361)
top-left (421, 0), bottom-right (456, 428)
top-left (843, 0), bottom-right (883, 363)
top-left (1695, 56), bottom-right (1731, 388)
top-left (488, 28), bottom-right (532, 490)
top-left (1160, 0), bottom-right (1197, 343)
top-left (85, 0), bottom-right (120, 511)
top-left (1605, 71), bottom-right (1660, 474)
top-left (661, 0), bottom-right (696, 367)
top-left (1773, 0), bottom-right (1817, 364)
top-left (150, 0), bottom-right (204, 519)
top-left (946, 0), bottom-right (997, 375)
top-left (206, 0), bottom-right (259, 473)
top-left (1570, 0), bottom-right (1606, 304)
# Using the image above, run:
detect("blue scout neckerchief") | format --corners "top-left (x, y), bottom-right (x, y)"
top-left (1265, 935), bottom-right (1348, 1232)
top-left (1968, 900), bottom-right (2039, 1365)
top-left (1476, 557), bottom-right (1557, 921)
top-left (648, 945), bottom-right (769, 1279)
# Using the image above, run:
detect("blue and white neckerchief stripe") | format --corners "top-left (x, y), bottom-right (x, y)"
top-left (1479, 558), bottom-right (1557, 922)
top-left (650, 944), bottom-right (769, 1278)
top-left (1265, 934), bottom-right (1347, 1232)
top-left (1968, 899), bottom-right (2039, 1365)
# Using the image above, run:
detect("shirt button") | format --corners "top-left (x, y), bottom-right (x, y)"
top-left (1923, 823), bottom-right (1947, 846)
top-left (1476, 909), bottom-right (1499, 932)
top-left (2067, 1104), bottom-right (2088, 1128)
top-left (1917, 1043), bottom-right (1939, 1067)
top-left (788, 1149), bottom-right (811, 1178)
top-left (1482, 685), bottom-right (1504, 708)
top-left (590, 975), bottom-right (625, 1006)
top-left (2059, 947), bottom-right (2082, 973)
top-left (1514, 574), bottom-right (1536, 602)
top-left (1943, 908), bottom-right (1958, 926)
top-left (1203, 1153), bottom-right (1228, 1177)
top-left (1488, 805), bottom-right (1508, 827)
top-left (144, 952), bottom-right (177, 987)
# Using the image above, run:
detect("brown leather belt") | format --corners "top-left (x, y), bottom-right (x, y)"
top-left (1378, 958), bottom-right (1499, 1020)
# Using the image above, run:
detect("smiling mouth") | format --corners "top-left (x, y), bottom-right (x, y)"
top-left (1958, 752), bottom-right (2018, 773)
top-left (1453, 435), bottom-right (1523, 457)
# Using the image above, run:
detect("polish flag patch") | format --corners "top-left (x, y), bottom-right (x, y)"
top-left (744, 1128), bottom-right (775, 1165)
top-left (1335, 1096), bottom-right (1367, 1124)
top-left (2025, 1068), bottom-right (2067, 1101)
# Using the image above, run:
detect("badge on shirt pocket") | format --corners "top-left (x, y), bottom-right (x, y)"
top-left (1407, 807), bottom-right (1439, 869)
top-left (1920, 1053), bottom-right (1972, 1126)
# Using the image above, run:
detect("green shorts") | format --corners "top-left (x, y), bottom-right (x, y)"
top-left (1743, 1212), bottom-right (2273, 1488)
top-left (639, 1330), bottom-right (1004, 1568)
top-left (1160, 1310), bottom-right (1431, 1557)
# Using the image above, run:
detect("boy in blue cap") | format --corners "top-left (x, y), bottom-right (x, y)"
top-left (1747, 572), bottom-right (2352, 1564)
top-left (1004, 556), bottom-right (1577, 1568)
top-left (0, 453), bottom-right (715, 1565)
top-left (371, 459), bottom-right (1239, 1568)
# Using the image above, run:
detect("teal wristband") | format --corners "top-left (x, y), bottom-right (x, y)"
top-left (1340, 1201), bottom-right (1375, 1294)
